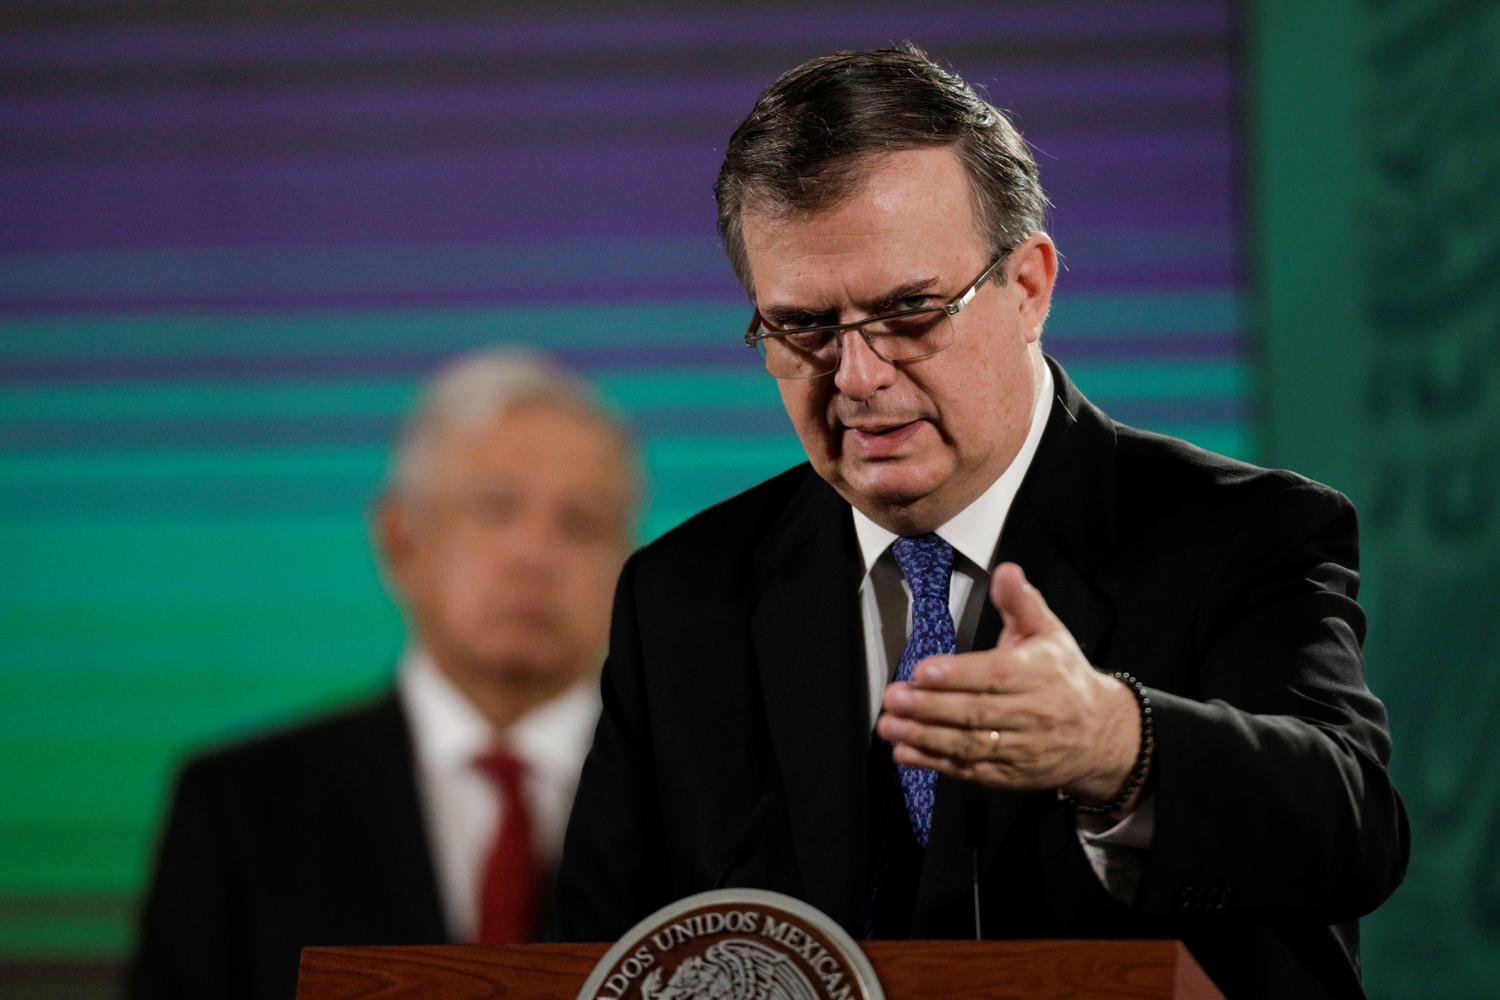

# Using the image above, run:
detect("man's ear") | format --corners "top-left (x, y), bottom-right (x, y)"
top-left (1008, 231), bottom-right (1058, 343)
top-left (372, 493), bottom-right (415, 601)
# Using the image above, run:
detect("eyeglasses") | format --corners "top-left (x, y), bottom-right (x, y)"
top-left (743, 253), bottom-right (1008, 379)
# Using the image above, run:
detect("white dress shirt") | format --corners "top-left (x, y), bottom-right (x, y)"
top-left (398, 650), bottom-right (599, 942)
top-left (849, 365), bottom-right (1153, 898)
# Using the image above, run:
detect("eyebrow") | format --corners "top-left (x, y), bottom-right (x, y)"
top-left (761, 275), bottom-right (941, 326)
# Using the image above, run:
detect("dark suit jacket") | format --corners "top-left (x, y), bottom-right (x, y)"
top-left (550, 363), bottom-right (1409, 1000)
top-left (125, 692), bottom-right (448, 1000)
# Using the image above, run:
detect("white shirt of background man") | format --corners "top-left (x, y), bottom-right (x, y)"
top-left (399, 649), bottom-right (600, 942)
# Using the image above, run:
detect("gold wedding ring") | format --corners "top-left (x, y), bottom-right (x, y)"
top-left (986, 729), bottom-right (1002, 760)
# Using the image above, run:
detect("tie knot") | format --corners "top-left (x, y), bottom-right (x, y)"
top-left (890, 533), bottom-right (954, 599)
top-left (475, 746), bottom-right (527, 793)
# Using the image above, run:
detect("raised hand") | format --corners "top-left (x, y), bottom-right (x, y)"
top-left (875, 562), bottom-right (1145, 814)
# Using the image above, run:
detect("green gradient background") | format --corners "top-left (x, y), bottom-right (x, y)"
top-left (1253, 1), bottom-right (1500, 996)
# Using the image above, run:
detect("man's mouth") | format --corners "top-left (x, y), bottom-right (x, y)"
top-left (847, 420), bottom-right (913, 435)
top-left (842, 419), bottom-right (923, 455)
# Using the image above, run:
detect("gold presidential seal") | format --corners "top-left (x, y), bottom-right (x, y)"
top-left (577, 889), bottom-right (884, 1000)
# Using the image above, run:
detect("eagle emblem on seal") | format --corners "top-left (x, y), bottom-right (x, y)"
top-left (640, 938), bottom-right (819, 1000)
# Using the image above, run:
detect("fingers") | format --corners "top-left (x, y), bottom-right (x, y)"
top-left (890, 742), bottom-right (995, 783)
top-left (877, 565), bottom-right (1097, 794)
top-left (882, 682), bottom-right (1026, 730)
top-left (881, 721), bottom-right (1044, 789)
top-left (878, 712), bottom-right (1017, 765)
top-left (903, 653), bottom-right (1016, 695)
top-left (900, 641), bottom-right (1061, 695)
top-left (989, 562), bottom-right (1062, 644)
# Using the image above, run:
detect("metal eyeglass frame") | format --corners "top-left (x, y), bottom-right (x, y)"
top-left (742, 252), bottom-right (1010, 379)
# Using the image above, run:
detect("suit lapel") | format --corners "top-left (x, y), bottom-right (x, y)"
top-left (1007, 360), bottom-right (1120, 661)
top-left (340, 693), bottom-right (450, 941)
top-left (916, 360), bottom-right (1121, 931)
top-left (750, 470), bottom-right (869, 932)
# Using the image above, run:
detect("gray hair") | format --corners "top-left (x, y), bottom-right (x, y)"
top-left (387, 349), bottom-right (635, 507)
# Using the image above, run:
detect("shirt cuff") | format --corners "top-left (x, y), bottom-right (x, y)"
top-left (1075, 793), bottom-right (1154, 902)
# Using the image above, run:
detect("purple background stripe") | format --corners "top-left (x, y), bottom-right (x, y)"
top-left (1, 6), bottom-right (1231, 69)
top-left (0, 64), bottom-right (1234, 132)
top-left (0, 285), bottom-right (747, 317)
top-left (0, 137), bottom-right (1236, 253)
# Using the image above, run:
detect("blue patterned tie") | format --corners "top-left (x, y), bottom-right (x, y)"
top-left (889, 533), bottom-right (956, 847)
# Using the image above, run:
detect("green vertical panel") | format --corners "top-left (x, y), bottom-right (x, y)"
top-left (1247, 0), bottom-right (1367, 490)
top-left (1251, 2), bottom-right (1500, 997)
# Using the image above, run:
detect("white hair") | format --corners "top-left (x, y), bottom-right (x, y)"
top-left (388, 349), bottom-right (632, 505)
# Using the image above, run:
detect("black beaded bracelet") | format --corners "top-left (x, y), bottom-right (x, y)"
top-left (1063, 671), bottom-right (1155, 816)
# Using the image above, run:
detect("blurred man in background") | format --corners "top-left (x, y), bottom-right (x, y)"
top-left (128, 350), bottom-right (638, 1000)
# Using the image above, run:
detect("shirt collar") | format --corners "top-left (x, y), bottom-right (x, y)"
top-left (397, 648), bottom-right (599, 781)
top-left (507, 677), bottom-right (599, 783)
top-left (851, 362), bottom-right (1054, 576)
top-left (399, 648), bottom-right (493, 775)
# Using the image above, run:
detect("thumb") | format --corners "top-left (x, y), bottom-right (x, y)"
top-left (990, 562), bottom-right (1060, 646)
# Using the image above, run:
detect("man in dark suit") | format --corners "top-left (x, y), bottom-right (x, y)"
top-left (550, 46), bottom-right (1408, 999)
top-left (127, 351), bottom-right (638, 1000)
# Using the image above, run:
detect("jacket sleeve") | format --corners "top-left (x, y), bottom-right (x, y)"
top-left (1136, 481), bottom-right (1410, 922)
top-left (125, 758), bottom-right (250, 1000)
top-left (547, 552), bottom-right (672, 941)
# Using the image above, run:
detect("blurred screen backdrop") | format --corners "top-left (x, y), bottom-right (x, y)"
top-left (1, 1), bottom-right (1334, 995)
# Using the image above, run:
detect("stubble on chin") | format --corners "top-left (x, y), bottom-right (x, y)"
top-left (828, 456), bottom-right (934, 532)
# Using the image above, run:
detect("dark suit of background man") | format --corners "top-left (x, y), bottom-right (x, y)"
top-left (128, 351), bottom-right (639, 1000)
top-left (550, 44), bottom-right (1409, 1000)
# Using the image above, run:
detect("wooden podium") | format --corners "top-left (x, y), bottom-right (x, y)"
top-left (298, 939), bottom-right (1226, 999)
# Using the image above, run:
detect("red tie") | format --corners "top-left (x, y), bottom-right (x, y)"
top-left (474, 746), bottom-right (542, 943)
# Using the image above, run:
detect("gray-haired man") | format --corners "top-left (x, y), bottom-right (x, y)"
top-left (130, 351), bottom-right (638, 1000)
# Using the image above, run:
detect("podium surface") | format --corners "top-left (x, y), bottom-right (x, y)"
top-left (299, 939), bottom-right (1225, 999)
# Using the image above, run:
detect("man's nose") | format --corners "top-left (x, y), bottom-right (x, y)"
top-left (491, 514), bottom-right (558, 575)
top-left (832, 329), bottom-right (897, 399)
